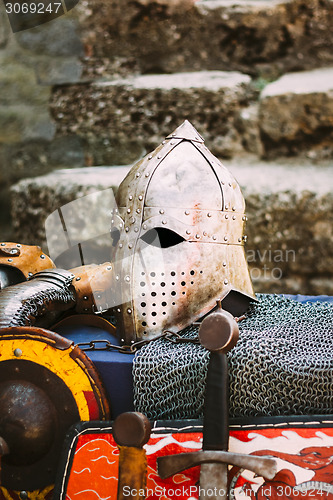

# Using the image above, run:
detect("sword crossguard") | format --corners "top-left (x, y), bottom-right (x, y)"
top-left (157, 450), bottom-right (277, 481)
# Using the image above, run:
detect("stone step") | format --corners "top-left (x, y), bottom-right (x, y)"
top-left (259, 67), bottom-right (333, 160)
top-left (10, 166), bottom-right (129, 266)
top-left (1, 0), bottom-right (332, 222)
top-left (10, 159), bottom-right (333, 295)
top-left (51, 67), bottom-right (333, 165)
top-left (229, 158), bottom-right (333, 295)
top-left (50, 70), bottom-right (259, 165)
top-left (7, 0), bottom-right (333, 84)
top-left (76, 0), bottom-right (333, 80)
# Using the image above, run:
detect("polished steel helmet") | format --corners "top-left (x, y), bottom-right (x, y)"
top-left (111, 121), bottom-right (255, 343)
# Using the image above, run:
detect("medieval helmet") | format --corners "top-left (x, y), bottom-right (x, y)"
top-left (111, 121), bottom-right (255, 344)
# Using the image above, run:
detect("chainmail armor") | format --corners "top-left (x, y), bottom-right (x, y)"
top-left (133, 294), bottom-right (333, 419)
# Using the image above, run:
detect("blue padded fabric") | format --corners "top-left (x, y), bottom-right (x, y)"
top-left (58, 294), bottom-right (332, 418)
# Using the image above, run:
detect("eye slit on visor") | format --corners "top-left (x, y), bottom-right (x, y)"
top-left (141, 227), bottom-right (185, 248)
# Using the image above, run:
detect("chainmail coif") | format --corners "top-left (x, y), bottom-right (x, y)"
top-left (133, 294), bottom-right (333, 420)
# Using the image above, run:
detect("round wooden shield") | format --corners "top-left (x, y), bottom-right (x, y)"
top-left (0, 326), bottom-right (110, 497)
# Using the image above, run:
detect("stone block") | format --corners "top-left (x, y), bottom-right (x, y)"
top-left (78, 0), bottom-right (333, 78)
top-left (0, 135), bottom-right (84, 185)
top-left (15, 18), bottom-right (84, 57)
top-left (259, 67), bottom-right (333, 158)
top-left (308, 278), bottom-right (333, 296)
top-left (0, 106), bottom-right (25, 143)
top-left (235, 104), bottom-right (263, 156)
top-left (0, 61), bottom-right (50, 106)
top-left (228, 159), bottom-right (333, 294)
top-left (9, 158), bottom-right (333, 295)
top-left (0, 134), bottom-right (86, 231)
top-left (35, 57), bottom-right (83, 85)
top-left (10, 166), bottom-right (131, 261)
top-left (51, 70), bottom-right (256, 164)
top-left (0, 105), bottom-right (55, 144)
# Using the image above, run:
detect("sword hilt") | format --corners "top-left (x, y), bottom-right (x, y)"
top-left (157, 302), bottom-right (277, 495)
top-left (113, 412), bottom-right (151, 500)
top-left (199, 301), bottom-right (239, 452)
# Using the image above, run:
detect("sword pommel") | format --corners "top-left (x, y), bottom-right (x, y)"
top-left (113, 411), bottom-right (151, 448)
top-left (199, 301), bottom-right (239, 353)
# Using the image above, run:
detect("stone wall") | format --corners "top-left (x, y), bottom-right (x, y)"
top-left (78, 0), bottom-right (333, 77)
top-left (0, 4), bottom-right (84, 235)
top-left (1, 0), bottom-right (333, 293)
top-left (1, 0), bottom-right (333, 195)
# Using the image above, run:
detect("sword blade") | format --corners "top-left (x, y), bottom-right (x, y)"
top-left (200, 463), bottom-right (228, 500)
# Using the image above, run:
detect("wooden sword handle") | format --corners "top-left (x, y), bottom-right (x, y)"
top-left (113, 412), bottom-right (151, 500)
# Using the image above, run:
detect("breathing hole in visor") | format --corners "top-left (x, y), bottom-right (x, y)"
top-left (141, 228), bottom-right (185, 248)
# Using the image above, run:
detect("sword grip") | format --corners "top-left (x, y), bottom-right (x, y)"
top-left (117, 446), bottom-right (148, 500)
top-left (113, 412), bottom-right (151, 500)
top-left (203, 351), bottom-right (229, 451)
